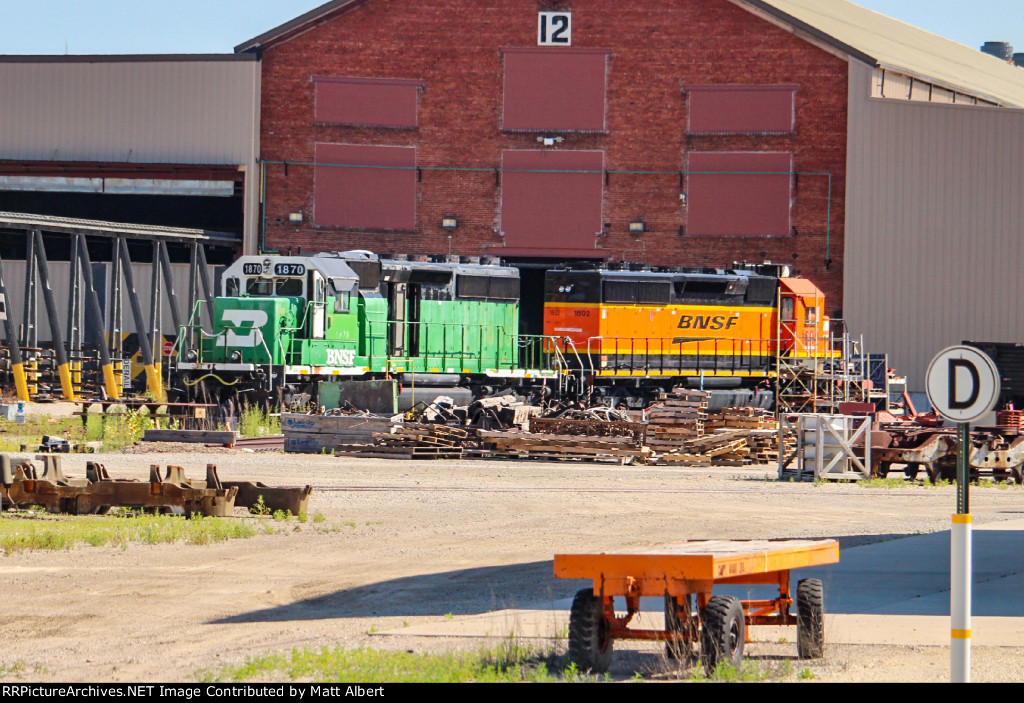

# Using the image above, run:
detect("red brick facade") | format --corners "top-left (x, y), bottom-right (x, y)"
top-left (256, 0), bottom-right (848, 315)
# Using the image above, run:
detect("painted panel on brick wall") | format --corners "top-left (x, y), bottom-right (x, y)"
top-left (500, 150), bottom-right (603, 253)
top-left (314, 76), bottom-right (422, 128)
top-left (687, 152), bottom-right (791, 236)
top-left (686, 85), bottom-right (796, 134)
top-left (501, 49), bottom-right (608, 132)
top-left (314, 143), bottom-right (416, 230)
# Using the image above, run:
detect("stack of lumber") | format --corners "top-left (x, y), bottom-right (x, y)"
top-left (645, 389), bottom-right (709, 454)
top-left (655, 429), bottom-right (749, 466)
top-left (704, 407), bottom-right (776, 431)
top-left (475, 430), bottom-right (651, 464)
top-left (282, 413), bottom-right (396, 453)
top-left (529, 417), bottom-right (646, 445)
top-left (335, 422), bottom-right (466, 459)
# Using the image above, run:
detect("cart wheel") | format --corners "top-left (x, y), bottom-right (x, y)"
top-left (796, 578), bottom-right (825, 659)
top-left (664, 594), bottom-right (695, 661)
top-left (568, 588), bottom-right (613, 674)
top-left (700, 595), bottom-right (744, 673)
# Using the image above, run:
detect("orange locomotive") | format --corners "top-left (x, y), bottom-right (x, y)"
top-left (543, 263), bottom-right (834, 407)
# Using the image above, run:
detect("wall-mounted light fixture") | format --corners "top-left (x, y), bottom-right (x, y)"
top-left (288, 211), bottom-right (304, 224)
top-left (629, 219), bottom-right (646, 236)
top-left (441, 216), bottom-right (458, 231)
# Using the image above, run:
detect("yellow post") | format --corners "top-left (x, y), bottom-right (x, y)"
top-left (57, 362), bottom-right (77, 401)
top-left (145, 363), bottom-right (165, 401)
top-left (101, 362), bottom-right (121, 400)
top-left (11, 362), bottom-right (29, 402)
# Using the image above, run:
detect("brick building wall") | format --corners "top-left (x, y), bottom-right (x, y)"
top-left (256, 0), bottom-right (848, 315)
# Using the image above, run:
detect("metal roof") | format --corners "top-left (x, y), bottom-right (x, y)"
top-left (752, 0), bottom-right (1024, 107)
top-left (0, 211), bottom-right (240, 245)
top-left (237, 0), bottom-right (1024, 108)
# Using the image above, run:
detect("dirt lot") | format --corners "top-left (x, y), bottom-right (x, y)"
top-left (2, 445), bottom-right (1023, 683)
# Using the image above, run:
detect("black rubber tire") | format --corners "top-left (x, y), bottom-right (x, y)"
top-left (664, 594), bottom-right (695, 661)
top-left (796, 578), bottom-right (825, 659)
top-left (700, 595), bottom-right (745, 673)
top-left (568, 588), bottom-right (613, 673)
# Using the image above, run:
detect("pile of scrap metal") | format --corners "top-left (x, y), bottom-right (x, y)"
top-left (0, 455), bottom-right (312, 516)
top-left (871, 425), bottom-right (1024, 484)
top-left (404, 392), bottom-right (541, 430)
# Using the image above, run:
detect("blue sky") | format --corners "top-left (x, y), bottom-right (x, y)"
top-left (0, 1), bottom-right (1020, 55)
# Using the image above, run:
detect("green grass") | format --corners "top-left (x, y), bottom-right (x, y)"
top-left (238, 405), bottom-right (281, 438)
top-left (0, 511), bottom-right (265, 555)
top-left (0, 409), bottom-right (166, 452)
top-left (194, 639), bottom-right (571, 683)
top-left (857, 477), bottom-right (914, 489)
top-left (686, 659), bottom-right (787, 683)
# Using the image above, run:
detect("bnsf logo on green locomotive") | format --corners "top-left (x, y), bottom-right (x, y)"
top-left (676, 314), bottom-right (738, 331)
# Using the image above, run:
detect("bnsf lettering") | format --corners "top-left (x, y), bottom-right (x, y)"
top-left (676, 315), bottom-right (738, 331)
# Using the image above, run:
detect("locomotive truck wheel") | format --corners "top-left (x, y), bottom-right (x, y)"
top-left (664, 594), bottom-right (696, 661)
top-left (796, 578), bottom-right (825, 659)
top-left (568, 588), bottom-right (613, 673)
top-left (904, 464), bottom-right (919, 480)
top-left (875, 462), bottom-right (890, 478)
top-left (700, 595), bottom-right (744, 673)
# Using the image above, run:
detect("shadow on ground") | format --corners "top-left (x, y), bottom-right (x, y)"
top-left (212, 559), bottom-right (587, 624)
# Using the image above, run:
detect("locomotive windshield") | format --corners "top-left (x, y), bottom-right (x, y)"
top-left (243, 278), bottom-right (304, 296)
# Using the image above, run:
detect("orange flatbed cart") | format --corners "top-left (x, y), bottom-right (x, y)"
top-left (554, 538), bottom-right (840, 673)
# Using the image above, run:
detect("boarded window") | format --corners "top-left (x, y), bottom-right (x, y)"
top-left (502, 49), bottom-right (609, 131)
top-left (314, 144), bottom-right (416, 230)
top-left (500, 150), bottom-right (604, 255)
top-left (314, 76), bottom-right (421, 128)
top-left (687, 152), bottom-right (791, 236)
top-left (686, 85), bottom-right (796, 134)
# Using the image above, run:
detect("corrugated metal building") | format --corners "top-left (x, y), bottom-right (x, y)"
top-left (0, 54), bottom-right (260, 251)
top-left (759, 0), bottom-right (1024, 388)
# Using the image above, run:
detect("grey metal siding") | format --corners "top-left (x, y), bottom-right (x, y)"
top-left (0, 58), bottom-right (257, 165)
top-left (845, 61), bottom-right (1024, 389)
top-left (0, 57), bottom-right (261, 253)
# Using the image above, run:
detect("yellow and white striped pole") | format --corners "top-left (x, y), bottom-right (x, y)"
top-left (951, 511), bottom-right (971, 683)
top-left (951, 421), bottom-right (971, 683)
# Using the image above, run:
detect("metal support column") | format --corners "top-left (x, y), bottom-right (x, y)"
top-left (118, 237), bottom-right (163, 400)
top-left (76, 234), bottom-right (120, 400)
top-left (32, 229), bottom-right (76, 401)
top-left (149, 243), bottom-right (162, 397)
top-left (21, 230), bottom-right (37, 349)
top-left (0, 253), bottom-right (29, 401)
top-left (66, 233), bottom-right (83, 394)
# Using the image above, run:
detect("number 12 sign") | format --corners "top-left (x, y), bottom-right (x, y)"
top-left (538, 12), bottom-right (571, 46)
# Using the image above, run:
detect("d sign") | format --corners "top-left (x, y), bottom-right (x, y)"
top-left (925, 345), bottom-right (1000, 423)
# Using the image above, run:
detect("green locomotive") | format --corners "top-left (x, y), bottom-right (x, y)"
top-left (174, 251), bottom-right (558, 407)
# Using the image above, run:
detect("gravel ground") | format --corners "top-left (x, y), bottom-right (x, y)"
top-left (1, 439), bottom-right (1022, 683)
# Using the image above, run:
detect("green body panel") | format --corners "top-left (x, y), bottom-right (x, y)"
top-left (196, 297), bottom-right (302, 365)
top-left (187, 283), bottom-right (520, 378)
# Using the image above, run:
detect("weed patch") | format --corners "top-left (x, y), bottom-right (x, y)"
top-left (0, 512), bottom-right (260, 555)
top-left (194, 638), bottom-right (568, 683)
